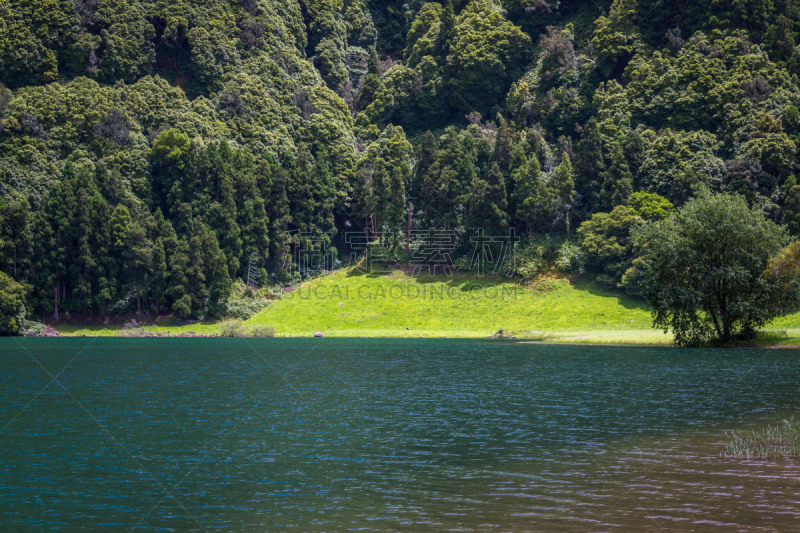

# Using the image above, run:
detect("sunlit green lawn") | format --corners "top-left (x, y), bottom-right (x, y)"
top-left (245, 268), bottom-right (662, 341)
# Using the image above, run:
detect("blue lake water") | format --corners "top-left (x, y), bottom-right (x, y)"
top-left (2, 338), bottom-right (800, 530)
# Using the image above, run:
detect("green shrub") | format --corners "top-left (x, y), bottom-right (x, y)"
top-left (509, 242), bottom-right (545, 280)
top-left (0, 271), bottom-right (27, 336)
top-left (220, 297), bottom-right (271, 320)
top-left (250, 325), bottom-right (276, 338)
top-left (218, 319), bottom-right (247, 337)
top-left (555, 241), bottom-right (586, 274)
top-left (21, 320), bottom-right (45, 337)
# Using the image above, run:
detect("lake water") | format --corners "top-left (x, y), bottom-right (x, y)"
top-left (2, 338), bottom-right (800, 531)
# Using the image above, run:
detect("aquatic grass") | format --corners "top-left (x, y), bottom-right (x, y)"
top-left (724, 419), bottom-right (800, 458)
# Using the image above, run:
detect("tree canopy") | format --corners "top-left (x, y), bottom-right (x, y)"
top-left (633, 191), bottom-right (789, 346)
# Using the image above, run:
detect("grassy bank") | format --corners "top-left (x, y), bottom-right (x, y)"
top-left (244, 269), bottom-right (661, 341)
top-left (58, 268), bottom-right (800, 345)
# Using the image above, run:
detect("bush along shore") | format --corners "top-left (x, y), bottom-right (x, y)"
top-left (725, 420), bottom-right (800, 459)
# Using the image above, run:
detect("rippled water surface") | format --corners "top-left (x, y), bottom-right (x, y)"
top-left (2, 338), bottom-right (800, 531)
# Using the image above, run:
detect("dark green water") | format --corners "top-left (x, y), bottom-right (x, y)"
top-left (2, 338), bottom-right (800, 531)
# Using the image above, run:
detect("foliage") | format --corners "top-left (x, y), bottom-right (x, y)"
top-left (0, 271), bottom-right (27, 336)
top-left (578, 205), bottom-right (645, 288)
top-left (633, 191), bottom-right (789, 346)
top-left (555, 241), bottom-right (586, 274)
top-left (249, 325), bottom-right (277, 338)
top-left (627, 191), bottom-right (674, 221)
top-left (446, 0), bottom-right (531, 113)
top-left (221, 296), bottom-right (272, 321)
top-left (509, 241), bottom-right (546, 281)
top-left (218, 319), bottom-right (247, 337)
top-left (764, 238), bottom-right (800, 313)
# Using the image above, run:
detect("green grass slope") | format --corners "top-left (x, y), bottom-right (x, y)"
top-left (245, 268), bottom-right (667, 342)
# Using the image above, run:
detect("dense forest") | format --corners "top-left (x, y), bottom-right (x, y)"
top-left (3, 0), bottom-right (800, 323)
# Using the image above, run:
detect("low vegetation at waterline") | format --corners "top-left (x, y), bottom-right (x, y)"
top-left (725, 420), bottom-right (800, 459)
top-left (218, 320), bottom-right (277, 338)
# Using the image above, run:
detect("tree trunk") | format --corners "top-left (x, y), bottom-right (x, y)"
top-left (406, 202), bottom-right (412, 253)
top-left (722, 317), bottom-right (732, 343)
top-left (709, 307), bottom-right (723, 340)
top-left (53, 285), bottom-right (59, 321)
top-left (136, 294), bottom-right (142, 317)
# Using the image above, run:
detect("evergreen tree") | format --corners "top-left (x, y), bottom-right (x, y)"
top-left (0, 199), bottom-right (32, 282)
top-left (70, 178), bottom-right (97, 314)
top-left (0, 272), bottom-right (27, 336)
top-left (437, 0), bottom-right (456, 60)
top-left (150, 238), bottom-right (168, 313)
top-left (601, 143), bottom-right (634, 209)
top-left (465, 163), bottom-right (509, 236)
top-left (493, 118), bottom-right (514, 177)
top-left (419, 127), bottom-right (477, 229)
top-left (574, 120), bottom-right (606, 216)
top-left (268, 164), bottom-right (293, 279)
top-left (354, 125), bottom-right (411, 237)
top-left (208, 252), bottom-right (232, 316)
top-left (782, 175), bottom-right (800, 235)
top-left (411, 131), bottom-right (438, 213)
top-left (167, 237), bottom-right (193, 318)
top-left (550, 153), bottom-right (576, 233)
top-left (512, 153), bottom-right (548, 235)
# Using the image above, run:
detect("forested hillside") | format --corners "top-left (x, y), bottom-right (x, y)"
top-left (3, 0), bottom-right (800, 321)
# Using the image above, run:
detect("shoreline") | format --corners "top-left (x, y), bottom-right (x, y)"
top-left (36, 326), bottom-right (800, 349)
top-left (21, 269), bottom-right (800, 349)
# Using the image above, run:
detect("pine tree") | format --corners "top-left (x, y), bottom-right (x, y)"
top-left (550, 153), bottom-right (576, 233)
top-left (421, 128), bottom-right (478, 229)
top-left (70, 183), bottom-right (96, 313)
top-left (601, 143), bottom-right (634, 209)
top-left (30, 210), bottom-right (56, 318)
top-left (512, 154), bottom-right (546, 234)
top-left (150, 238), bottom-right (168, 313)
top-left (46, 169), bottom-right (78, 319)
top-left (411, 131), bottom-right (438, 213)
top-left (493, 118), bottom-right (514, 176)
top-left (0, 198), bottom-right (32, 282)
top-left (782, 175), bottom-right (800, 235)
top-left (208, 251), bottom-right (232, 316)
top-left (312, 149), bottom-right (337, 237)
top-left (465, 163), bottom-right (509, 236)
top-left (167, 237), bottom-right (192, 318)
top-left (574, 120), bottom-right (606, 216)
top-left (268, 164), bottom-right (292, 279)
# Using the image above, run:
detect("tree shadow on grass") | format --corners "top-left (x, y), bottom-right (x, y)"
top-left (344, 266), bottom-right (515, 292)
top-left (570, 276), bottom-right (651, 312)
